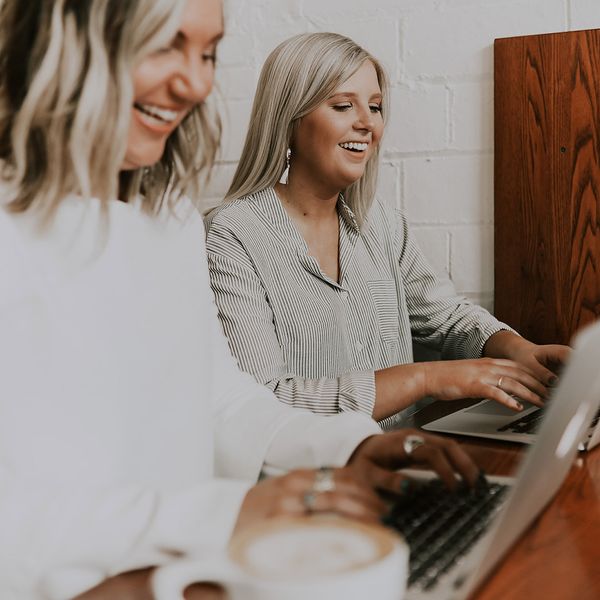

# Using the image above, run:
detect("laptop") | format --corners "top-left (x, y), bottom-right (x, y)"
top-left (384, 319), bottom-right (600, 600)
top-left (422, 362), bottom-right (600, 452)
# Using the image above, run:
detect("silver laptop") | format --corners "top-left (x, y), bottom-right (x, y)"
top-left (388, 320), bottom-right (600, 600)
top-left (422, 363), bottom-right (600, 451)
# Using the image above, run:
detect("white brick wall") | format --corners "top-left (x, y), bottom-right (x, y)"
top-left (206, 0), bottom-right (600, 311)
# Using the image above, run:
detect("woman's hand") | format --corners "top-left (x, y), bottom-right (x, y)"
top-left (483, 330), bottom-right (571, 387)
top-left (346, 429), bottom-right (480, 493)
top-left (420, 357), bottom-right (549, 411)
top-left (233, 467), bottom-right (386, 538)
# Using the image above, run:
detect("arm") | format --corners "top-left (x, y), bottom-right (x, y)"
top-left (367, 206), bottom-right (549, 415)
top-left (392, 207), bottom-right (510, 359)
top-left (205, 218), bottom-right (376, 417)
top-left (0, 475), bottom-right (249, 600)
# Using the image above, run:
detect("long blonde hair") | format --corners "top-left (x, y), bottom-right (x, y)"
top-left (0, 0), bottom-right (221, 220)
top-left (225, 32), bottom-right (389, 225)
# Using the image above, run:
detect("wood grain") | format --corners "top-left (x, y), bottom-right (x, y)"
top-left (494, 29), bottom-right (600, 344)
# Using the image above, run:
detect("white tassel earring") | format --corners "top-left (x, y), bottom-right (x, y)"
top-left (279, 148), bottom-right (291, 185)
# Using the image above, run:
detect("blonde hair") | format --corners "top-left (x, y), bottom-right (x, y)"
top-left (0, 0), bottom-right (221, 221)
top-left (225, 32), bottom-right (389, 225)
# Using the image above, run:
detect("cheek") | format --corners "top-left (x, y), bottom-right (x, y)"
top-left (132, 57), bottom-right (170, 99)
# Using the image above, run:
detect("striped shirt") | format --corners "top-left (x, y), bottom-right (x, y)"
top-left (205, 187), bottom-right (509, 425)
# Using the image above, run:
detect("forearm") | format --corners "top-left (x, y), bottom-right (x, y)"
top-left (482, 329), bottom-right (528, 359)
top-left (373, 363), bottom-right (427, 420)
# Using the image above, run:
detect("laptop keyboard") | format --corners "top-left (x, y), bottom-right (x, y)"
top-left (498, 407), bottom-right (600, 435)
top-left (383, 474), bottom-right (509, 590)
top-left (497, 407), bottom-right (544, 434)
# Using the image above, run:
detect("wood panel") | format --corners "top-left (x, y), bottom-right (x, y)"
top-left (494, 29), bottom-right (600, 345)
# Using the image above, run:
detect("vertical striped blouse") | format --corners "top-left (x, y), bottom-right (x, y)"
top-left (205, 188), bottom-right (509, 423)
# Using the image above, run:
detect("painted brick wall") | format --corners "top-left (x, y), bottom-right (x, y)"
top-left (205, 0), bottom-right (600, 311)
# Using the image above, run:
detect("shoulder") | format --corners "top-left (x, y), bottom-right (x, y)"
top-left (204, 190), bottom-right (282, 252)
top-left (363, 197), bottom-right (408, 238)
top-left (204, 198), bottom-right (251, 232)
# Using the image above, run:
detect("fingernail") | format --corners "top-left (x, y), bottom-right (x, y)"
top-left (515, 401), bottom-right (523, 410)
top-left (548, 375), bottom-right (558, 386)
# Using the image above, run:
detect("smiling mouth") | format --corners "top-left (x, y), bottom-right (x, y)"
top-left (339, 141), bottom-right (368, 152)
top-left (134, 102), bottom-right (179, 125)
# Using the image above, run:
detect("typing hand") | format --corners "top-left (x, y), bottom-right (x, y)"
top-left (346, 429), bottom-right (480, 495)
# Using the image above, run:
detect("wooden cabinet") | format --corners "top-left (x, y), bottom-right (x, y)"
top-left (494, 29), bottom-right (600, 344)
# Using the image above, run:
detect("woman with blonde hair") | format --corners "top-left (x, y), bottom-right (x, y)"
top-left (206, 32), bottom-right (569, 425)
top-left (0, 3), bottom-right (480, 599)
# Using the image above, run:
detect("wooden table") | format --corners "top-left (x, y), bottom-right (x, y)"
top-left (77, 400), bottom-right (600, 600)
top-left (407, 400), bottom-right (600, 600)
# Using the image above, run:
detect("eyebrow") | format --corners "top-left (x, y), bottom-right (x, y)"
top-left (328, 92), bottom-right (383, 101)
top-left (173, 29), bottom-right (225, 46)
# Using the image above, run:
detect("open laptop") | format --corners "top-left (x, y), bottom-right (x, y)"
top-left (385, 319), bottom-right (600, 600)
top-left (422, 360), bottom-right (600, 452)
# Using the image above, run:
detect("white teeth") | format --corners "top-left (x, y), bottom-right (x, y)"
top-left (135, 103), bottom-right (179, 123)
top-left (339, 142), bottom-right (368, 151)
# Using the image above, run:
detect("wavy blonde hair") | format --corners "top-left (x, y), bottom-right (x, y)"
top-left (225, 32), bottom-right (389, 225)
top-left (0, 0), bottom-right (221, 221)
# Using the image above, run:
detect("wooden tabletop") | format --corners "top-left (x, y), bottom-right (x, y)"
top-left (407, 400), bottom-right (600, 600)
top-left (77, 400), bottom-right (600, 600)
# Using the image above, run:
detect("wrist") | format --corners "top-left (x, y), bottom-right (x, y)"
top-left (483, 330), bottom-right (527, 359)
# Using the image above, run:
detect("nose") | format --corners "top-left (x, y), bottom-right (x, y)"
top-left (171, 56), bottom-right (214, 104)
top-left (353, 104), bottom-right (375, 132)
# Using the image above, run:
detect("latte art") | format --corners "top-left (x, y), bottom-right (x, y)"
top-left (230, 516), bottom-right (394, 579)
top-left (153, 516), bottom-right (408, 600)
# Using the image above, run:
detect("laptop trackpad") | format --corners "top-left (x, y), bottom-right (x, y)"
top-left (466, 400), bottom-right (523, 416)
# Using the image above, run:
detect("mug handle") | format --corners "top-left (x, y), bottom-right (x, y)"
top-left (152, 557), bottom-right (240, 600)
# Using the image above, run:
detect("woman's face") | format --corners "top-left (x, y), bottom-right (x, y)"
top-left (291, 60), bottom-right (384, 194)
top-left (122, 0), bottom-right (224, 170)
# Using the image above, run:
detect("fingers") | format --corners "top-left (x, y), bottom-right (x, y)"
top-left (272, 468), bottom-right (385, 523)
top-left (349, 430), bottom-right (480, 492)
top-left (409, 434), bottom-right (479, 489)
top-left (302, 489), bottom-right (383, 522)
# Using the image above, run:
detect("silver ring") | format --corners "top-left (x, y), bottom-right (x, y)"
top-left (497, 376), bottom-right (504, 390)
top-left (302, 491), bottom-right (317, 513)
top-left (313, 467), bottom-right (336, 493)
top-left (403, 434), bottom-right (426, 457)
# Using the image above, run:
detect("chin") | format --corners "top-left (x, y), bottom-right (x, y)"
top-left (123, 148), bottom-right (165, 171)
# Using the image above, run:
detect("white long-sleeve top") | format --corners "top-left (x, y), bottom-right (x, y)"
top-left (0, 195), bottom-right (381, 600)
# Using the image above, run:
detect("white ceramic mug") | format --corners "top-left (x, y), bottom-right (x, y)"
top-left (152, 515), bottom-right (408, 600)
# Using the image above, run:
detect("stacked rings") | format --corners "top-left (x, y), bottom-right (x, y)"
top-left (302, 467), bottom-right (336, 513)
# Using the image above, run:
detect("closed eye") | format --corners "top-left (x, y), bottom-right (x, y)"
top-left (332, 103), bottom-right (353, 111)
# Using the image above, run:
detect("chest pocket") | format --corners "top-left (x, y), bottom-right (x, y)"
top-left (366, 279), bottom-right (400, 344)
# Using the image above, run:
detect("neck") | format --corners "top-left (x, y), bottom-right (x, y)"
top-left (275, 179), bottom-right (339, 222)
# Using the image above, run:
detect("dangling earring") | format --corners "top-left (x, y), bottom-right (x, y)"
top-left (279, 148), bottom-right (291, 185)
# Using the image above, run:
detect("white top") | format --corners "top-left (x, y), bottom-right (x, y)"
top-left (0, 195), bottom-right (380, 600)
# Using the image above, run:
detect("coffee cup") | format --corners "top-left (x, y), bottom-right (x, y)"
top-left (152, 515), bottom-right (408, 600)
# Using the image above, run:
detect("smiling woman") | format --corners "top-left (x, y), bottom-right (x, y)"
top-left (0, 3), bottom-right (426, 599)
top-left (123, 0), bottom-right (224, 170)
top-left (205, 32), bottom-right (570, 426)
